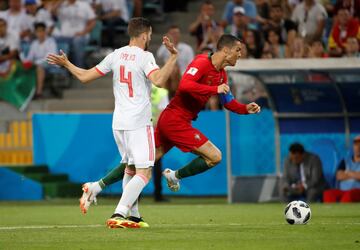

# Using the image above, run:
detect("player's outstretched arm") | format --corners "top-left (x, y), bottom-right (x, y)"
top-left (148, 36), bottom-right (178, 88)
top-left (47, 50), bottom-right (103, 84)
top-left (220, 91), bottom-right (261, 115)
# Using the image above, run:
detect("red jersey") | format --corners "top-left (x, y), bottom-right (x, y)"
top-left (165, 54), bottom-right (226, 121)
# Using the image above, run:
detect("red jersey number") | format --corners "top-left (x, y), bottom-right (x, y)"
top-left (120, 65), bottom-right (133, 97)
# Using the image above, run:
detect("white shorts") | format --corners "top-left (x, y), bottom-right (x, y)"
top-left (113, 125), bottom-right (155, 168)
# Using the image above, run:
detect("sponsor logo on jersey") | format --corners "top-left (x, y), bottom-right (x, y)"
top-left (187, 67), bottom-right (198, 76)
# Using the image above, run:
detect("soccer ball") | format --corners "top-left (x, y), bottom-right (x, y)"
top-left (284, 200), bottom-right (311, 225)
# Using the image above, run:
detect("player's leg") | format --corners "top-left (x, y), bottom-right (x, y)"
top-left (81, 130), bottom-right (166, 195)
top-left (163, 140), bottom-right (221, 191)
top-left (107, 126), bottom-right (155, 228)
top-left (79, 130), bottom-right (128, 214)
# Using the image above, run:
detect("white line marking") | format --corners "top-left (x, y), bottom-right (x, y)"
top-left (0, 224), bottom-right (103, 230)
top-left (0, 222), bottom-right (359, 231)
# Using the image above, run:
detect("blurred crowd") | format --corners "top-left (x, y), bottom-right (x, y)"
top-left (0, 0), bottom-right (358, 101)
top-left (0, 0), bottom-right (135, 98)
top-left (191, 0), bottom-right (359, 58)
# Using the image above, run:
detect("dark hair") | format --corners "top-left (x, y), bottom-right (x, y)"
top-left (289, 143), bottom-right (305, 154)
top-left (34, 22), bottom-right (46, 30)
top-left (270, 4), bottom-right (282, 10)
top-left (0, 18), bottom-right (6, 25)
top-left (310, 39), bottom-right (324, 47)
top-left (216, 34), bottom-right (242, 51)
top-left (127, 17), bottom-right (151, 38)
top-left (168, 24), bottom-right (180, 31)
top-left (202, 0), bottom-right (213, 6)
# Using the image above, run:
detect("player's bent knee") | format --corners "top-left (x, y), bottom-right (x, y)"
top-left (136, 168), bottom-right (152, 182)
top-left (208, 151), bottom-right (222, 167)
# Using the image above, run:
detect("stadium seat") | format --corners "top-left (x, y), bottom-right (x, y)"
top-left (309, 138), bottom-right (339, 188)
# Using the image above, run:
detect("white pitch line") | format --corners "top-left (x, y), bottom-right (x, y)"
top-left (0, 224), bottom-right (103, 230)
top-left (0, 222), bottom-right (359, 231)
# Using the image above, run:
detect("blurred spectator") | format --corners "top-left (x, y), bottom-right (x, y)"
top-left (0, 18), bottom-right (19, 74)
top-left (221, 0), bottom-right (257, 27)
top-left (189, 1), bottom-right (218, 48)
top-left (334, 0), bottom-right (360, 19)
top-left (328, 8), bottom-right (360, 57)
top-left (157, 25), bottom-right (194, 75)
top-left (262, 4), bottom-right (297, 46)
top-left (245, 29), bottom-right (263, 58)
top-left (318, 0), bottom-right (336, 18)
top-left (0, 0), bottom-right (31, 40)
top-left (291, 0), bottom-right (328, 43)
top-left (224, 6), bottom-right (248, 40)
top-left (286, 35), bottom-right (307, 57)
top-left (323, 135), bottom-right (360, 203)
top-left (270, 0), bottom-right (292, 19)
top-left (282, 143), bottom-right (327, 202)
top-left (255, 0), bottom-right (270, 27)
top-left (25, 0), bottom-right (54, 35)
top-left (308, 39), bottom-right (328, 57)
top-left (151, 85), bottom-right (169, 201)
top-left (263, 27), bottom-right (286, 58)
top-left (157, 25), bottom-right (194, 98)
top-left (344, 36), bottom-right (360, 56)
top-left (52, 0), bottom-right (96, 67)
top-left (23, 22), bottom-right (57, 99)
top-left (99, 0), bottom-right (129, 48)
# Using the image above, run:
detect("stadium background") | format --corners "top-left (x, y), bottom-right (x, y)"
top-left (0, 0), bottom-right (359, 248)
top-left (0, 0), bottom-right (359, 201)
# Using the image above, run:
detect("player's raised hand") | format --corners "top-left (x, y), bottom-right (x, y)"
top-left (217, 84), bottom-right (230, 94)
top-left (246, 102), bottom-right (261, 114)
top-left (162, 36), bottom-right (178, 55)
top-left (47, 50), bottom-right (69, 67)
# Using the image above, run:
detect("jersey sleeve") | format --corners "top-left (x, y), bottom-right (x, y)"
top-left (95, 52), bottom-right (114, 75)
top-left (143, 53), bottom-right (160, 78)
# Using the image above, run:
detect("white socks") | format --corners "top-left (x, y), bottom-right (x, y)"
top-left (115, 173), bottom-right (148, 217)
top-left (92, 181), bottom-right (103, 196)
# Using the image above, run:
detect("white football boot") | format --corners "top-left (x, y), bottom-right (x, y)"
top-left (162, 168), bottom-right (180, 192)
top-left (79, 182), bottom-right (99, 214)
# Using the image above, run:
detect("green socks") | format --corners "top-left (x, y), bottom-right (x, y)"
top-left (99, 163), bottom-right (126, 188)
top-left (176, 157), bottom-right (210, 179)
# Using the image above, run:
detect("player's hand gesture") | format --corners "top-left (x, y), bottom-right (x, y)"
top-left (162, 36), bottom-right (178, 55)
top-left (47, 50), bottom-right (69, 67)
top-left (217, 84), bottom-right (230, 94)
top-left (246, 102), bottom-right (261, 114)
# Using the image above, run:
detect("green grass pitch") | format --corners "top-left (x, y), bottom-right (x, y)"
top-left (0, 197), bottom-right (359, 250)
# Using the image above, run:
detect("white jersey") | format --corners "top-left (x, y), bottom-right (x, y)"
top-left (96, 46), bottom-right (160, 130)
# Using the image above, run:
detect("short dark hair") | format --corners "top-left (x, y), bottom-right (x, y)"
top-left (202, 0), bottom-right (213, 6)
top-left (289, 143), bottom-right (305, 154)
top-left (168, 24), bottom-right (180, 31)
top-left (34, 22), bottom-right (46, 30)
top-left (127, 17), bottom-right (151, 38)
top-left (216, 34), bottom-right (242, 51)
top-left (270, 4), bottom-right (282, 10)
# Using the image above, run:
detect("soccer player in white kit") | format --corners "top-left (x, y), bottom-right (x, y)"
top-left (47, 17), bottom-right (178, 228)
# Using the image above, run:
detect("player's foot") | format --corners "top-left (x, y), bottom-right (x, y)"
top-left (106, 214), bottom-right (141, 229)
top-left (128, 216), bottom-right (150, 228)
top-left (163, 168), bottom-right (180, 192)
top-left (79, 182), bottom-right (98, 214)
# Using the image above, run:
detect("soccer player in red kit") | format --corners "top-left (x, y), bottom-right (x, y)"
top-left (156, 34), bottom-right (260, 190)
top-left (80, 34), bottom-right (260, 221)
